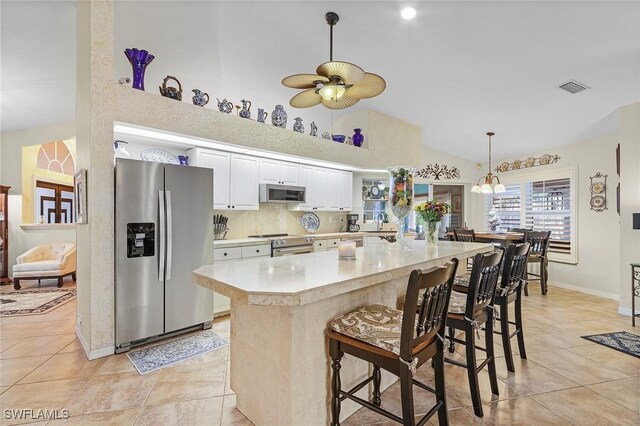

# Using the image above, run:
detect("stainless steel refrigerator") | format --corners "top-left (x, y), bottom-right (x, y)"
top-left (115, 158), bottom-right (214, 352)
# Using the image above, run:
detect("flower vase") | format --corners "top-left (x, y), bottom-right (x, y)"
top-left (124, 48), bottom-right (155, 91)
top-left (352, 128), bottom-right (364, 147)
top-left (426, 221), bottom-right (440, 245)
top-left (388, 166), bottom-right (415, 250)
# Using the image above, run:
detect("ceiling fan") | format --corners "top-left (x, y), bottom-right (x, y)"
top-left (281, 12), bottom-right (386, 110)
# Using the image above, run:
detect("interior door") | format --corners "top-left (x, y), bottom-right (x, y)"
top-left (115, 158), bottom-right (165, 346)
top-left (163, 164), bottom-right (215, 333)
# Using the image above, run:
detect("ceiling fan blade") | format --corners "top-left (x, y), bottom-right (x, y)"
top-left (290, 89), bottom-right (322, 108)
top-left (281, 74), bottom-right (327, 89)
top-left (321, 95), bottom-right (360, 110)
top-left (345, 73), bottom-right (386, 99)
top-left (316, 61), bottom-right (365, 84)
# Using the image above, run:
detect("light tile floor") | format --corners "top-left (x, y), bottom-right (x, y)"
top-left (1, 279), bottom-right (638, 425)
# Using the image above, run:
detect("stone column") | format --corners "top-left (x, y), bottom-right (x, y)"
top-left (75, 0), bottom-right (116, 358)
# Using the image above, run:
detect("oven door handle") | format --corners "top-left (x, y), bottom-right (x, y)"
top-left (273, 246), bottom-right (314, 256)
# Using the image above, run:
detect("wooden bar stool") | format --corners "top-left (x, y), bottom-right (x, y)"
top-left (494, 242), bottom-right (530, 373)
top-left (453, 228), bottom-right (476, 271)
top-left (328, 259), bottom-right (459, 426)
top-left (445, 250), bottom-right (503, 418)
top-left (523, 230), bottom-right (551, 295)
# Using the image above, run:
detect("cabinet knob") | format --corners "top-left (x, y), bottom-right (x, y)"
top-left (256, 249), bottom-right (260, 253)
top-left (224, 253), bottom-right (228, 256)
top-left (232, 206), bottom-right (235, 208)
top-left (227, 205), bottom-right (230, 208)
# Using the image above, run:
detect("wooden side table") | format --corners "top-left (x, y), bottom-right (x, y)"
top-left (632, 263), bottom-right (640, 326)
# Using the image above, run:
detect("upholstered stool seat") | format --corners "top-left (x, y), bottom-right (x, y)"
top-left (12, 243), bottom-right (76, 290)
top-left (329, 304), bottom-right (407, 355)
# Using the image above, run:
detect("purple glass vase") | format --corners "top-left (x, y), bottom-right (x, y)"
top-left (124, 48), bottom-right (155, 91)
top-left (352, 128), bottom-right (364, 147)
top-left (178, 155), bottom-right (189, 166)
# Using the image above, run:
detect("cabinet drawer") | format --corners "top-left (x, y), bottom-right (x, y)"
top-left (214, 247), bottom-right (242, 261)
top-left (241, 244), bottom-right (271, 259)
top-left (314, 238), bottom-right (340, 251)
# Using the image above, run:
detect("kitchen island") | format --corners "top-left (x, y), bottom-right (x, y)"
top-left (193, 240), bottom-right (493, 425)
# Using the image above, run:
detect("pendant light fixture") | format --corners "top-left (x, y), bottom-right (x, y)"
top-left (471, 132), bottom-right (506, 194)
top-left (281, 12), bottom-right (386, 109)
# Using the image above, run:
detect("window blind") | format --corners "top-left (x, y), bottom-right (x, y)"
top-left (485, 184), bottom-right (521, 232)
top-left (524, 178), bottom-right (572, 255)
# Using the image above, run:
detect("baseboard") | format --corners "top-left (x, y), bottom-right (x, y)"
top-left (618, 307), bottom-right (632, 317)
top-left (547, 281), bottom-right (620, 301)
top-left (75, 325), bottom-right (115, 360)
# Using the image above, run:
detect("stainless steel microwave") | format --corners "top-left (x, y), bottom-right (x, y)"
top-left (259, 184), bottom-right (306, 203)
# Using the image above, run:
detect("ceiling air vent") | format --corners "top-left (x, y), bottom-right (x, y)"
top-left (558, 80), bottom-right (590, 94)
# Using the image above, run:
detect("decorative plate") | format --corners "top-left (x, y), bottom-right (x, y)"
top-left (140, 149), bottom-right (180, 164)
top-left (300, 212), bottom-right (320, 232)
top-left (590, 195), bottom-right (605, 209)
top-left (370, 185), bottom-right (380, 198)
top-left (590, 182), bottom-right (605, 194)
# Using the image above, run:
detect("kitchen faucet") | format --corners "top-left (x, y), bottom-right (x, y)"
top-left (376, 213), bottom-right (385, 231)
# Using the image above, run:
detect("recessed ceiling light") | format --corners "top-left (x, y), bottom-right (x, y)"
top-left (401, 6), bottom-right (416, 20)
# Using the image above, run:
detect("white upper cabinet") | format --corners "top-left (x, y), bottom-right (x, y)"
top-left (340, 171), bottom-right (353, 211)
top-left (230, 154), bottom-right (259, 210)
top-left (187, 148), bottom-right (230, 210)
top-left (259, 159), bottom-right (299, 185)
top-left (325, 169), bottom-right (342, 211)
top-left (189, 148), bottom-right (351, 212)
top-left (188, 148), bottom-right (259, 211)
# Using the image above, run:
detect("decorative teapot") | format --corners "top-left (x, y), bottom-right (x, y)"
top-left (192, 89), bottom-right (209, 107)
top-left (217, 98), bottom-right (234, 114)
top-left (239, 99), bottom-right (252, 119)
top-left (159, 75), bottom-right (182, 101)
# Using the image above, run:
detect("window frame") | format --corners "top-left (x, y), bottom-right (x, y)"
top-left (483, 166), bottom-right (578, 264)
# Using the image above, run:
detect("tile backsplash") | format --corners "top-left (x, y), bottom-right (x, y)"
top-left (218, 203), bottom-right (348, 239)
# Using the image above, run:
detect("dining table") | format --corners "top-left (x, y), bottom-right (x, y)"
top-left (447, 231), bottom-right (524, 246)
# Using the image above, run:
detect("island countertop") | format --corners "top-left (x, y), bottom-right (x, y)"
top-left (193, 240), bottom-right (492, 306)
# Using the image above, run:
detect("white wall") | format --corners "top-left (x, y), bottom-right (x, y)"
top-left (463, 103), bottom-right (640, 314)
top-left (0, 122), bottom-right (76, 192)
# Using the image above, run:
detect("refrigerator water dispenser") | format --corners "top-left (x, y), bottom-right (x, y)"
top-left (127, 223), bottom-right (155, 258)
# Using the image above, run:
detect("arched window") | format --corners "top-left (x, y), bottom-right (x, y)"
top-left (36, 141), bottom-right (75, 176)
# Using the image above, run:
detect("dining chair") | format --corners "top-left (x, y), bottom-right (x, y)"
top-left (328, 259), bottom-right (459, 426)
top-left (523, 230), bottom-right (551, 295)
top-left (445, 249), bottom-right (503, 417)
top-left (494, 242), bottom-right (530, 372)
top-left (453, 228), bottom-right (476, 271)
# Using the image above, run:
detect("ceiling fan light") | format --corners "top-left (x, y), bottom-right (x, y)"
top-left (480, 184), bottom-right (493, 194)
top-left (471, 185), bottom-right (482, 193)
top-left (319, 83), bottom-right (346, 101)
top-left (494, 183), bottom-right (506, 193)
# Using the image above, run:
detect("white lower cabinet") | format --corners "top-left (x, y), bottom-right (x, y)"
top-left (212, 244), bottom-right (271, 315)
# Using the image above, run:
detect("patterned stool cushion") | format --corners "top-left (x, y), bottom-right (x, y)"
top-left (453, 273), bottom-right (471, 288)
top-left (448, 291), bottom-right (467, 314)
top-left (330, 304), bottom-right (406, 355)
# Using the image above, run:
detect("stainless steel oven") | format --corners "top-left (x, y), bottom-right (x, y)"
top-left (271, 236), bottom-right (315, 257)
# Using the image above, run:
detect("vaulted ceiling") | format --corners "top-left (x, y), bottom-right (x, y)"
top-left (2, 1), bottom-right (639, 162)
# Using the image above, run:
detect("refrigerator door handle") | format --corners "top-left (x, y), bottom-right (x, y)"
top-left (158, 190), bottom-right (165, 282)
top-left (166, 190), bottom-right (173, 281)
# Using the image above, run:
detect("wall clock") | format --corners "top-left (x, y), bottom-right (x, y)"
top-left (589, 172), bottom-right (607, 212)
